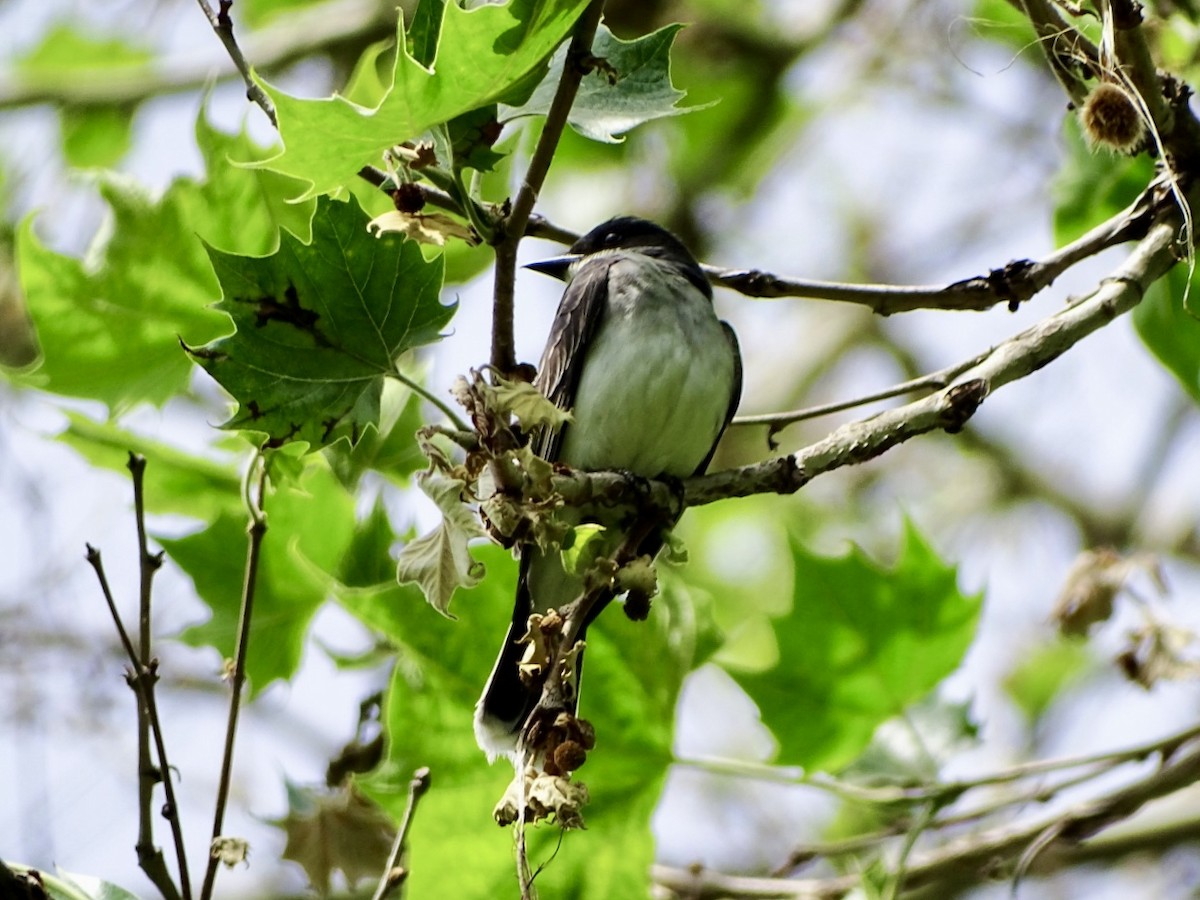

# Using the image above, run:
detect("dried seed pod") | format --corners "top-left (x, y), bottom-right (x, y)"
top-left (1080, 82), bottom-right (1145, 153)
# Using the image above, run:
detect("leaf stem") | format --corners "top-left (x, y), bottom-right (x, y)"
top-left (390, 366), bottom-right (469, 432)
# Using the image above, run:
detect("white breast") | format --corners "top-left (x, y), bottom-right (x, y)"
top-left (557, 255), bottom-right (735, 478)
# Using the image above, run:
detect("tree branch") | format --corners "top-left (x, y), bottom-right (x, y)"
top-left (537, 213), bottom-right (1179, 516)
top-left (86, 547), bottom-right (184, 900)
top-left (490, 0), bottom-right (607, 374)
top-left (653, 740), bottom-right (1200, 899)
top-left (194, 0), bottom-right (277, 126)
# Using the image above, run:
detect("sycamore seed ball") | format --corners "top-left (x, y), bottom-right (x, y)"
top-left (1081, 82), bottom-right (1145, 153)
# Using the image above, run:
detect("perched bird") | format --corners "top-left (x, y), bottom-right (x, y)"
top-left (474, 216), bottom-right (742, 760)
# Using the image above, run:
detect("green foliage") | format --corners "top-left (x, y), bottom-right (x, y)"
top-left (56, 413), bottom-right (241, 520)
top-left (189, 195), bottom-right (453, 450)
top-left (237, 0), bottom-right (329, 29)
top-left (326, 379), bottom-right (427, 487)
top-left (259, 0), bottom-right (592, 198)
top-left (15, 113), bottom-right (314, 410)
top-left (1134, 266), bottom-right (1200, 405)
top-left (729, 521), bottom-right (982, 772)
top-left (15, 24), bottom-right (153, 167)
top-left (502, 24), bottom-right (697, 143)
top-left (3, 864), bottom-right (139, 900)
top-left (352, 542), bottom-right (702, 897)
top-left (162, 460), bottom-right (356, 697)
top-left (1004, 639), bottom-right (1093, 722)
top-left (1052, 117), bottom-right (1154, 245)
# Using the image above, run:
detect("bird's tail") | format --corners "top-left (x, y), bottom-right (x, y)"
top-left (473, 593), bottom-right (541, 761)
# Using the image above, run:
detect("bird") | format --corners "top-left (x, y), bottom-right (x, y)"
top-left (474, 216), bottom-right (742, 761)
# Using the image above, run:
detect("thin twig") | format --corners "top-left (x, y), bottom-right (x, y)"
top-left (653, 740), bottom-right (1200, 899)
top-left (731, 368), bottom-right (966, 432)
top-left (85, 543), bottom-right (187, 900)
top-left (370, 767), bottom-right (432, 900)
top-left (128, 454), bottom-right (192, 900)
top-left (194, 0), bottom-right (278, 126)
top-left (199, 456), bottom-right (269, 900)
top-left (508, 183), bottom-right (1155, 313)
top-left (490, 0), bottom-right (607, 373)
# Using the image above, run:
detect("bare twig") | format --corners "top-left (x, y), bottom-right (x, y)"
top-left (703, 195), bottom-right (1144, 312)
top-left (1019, 0), bottom-right (1097, 106)
top-left (490, 0), bottom-right (607, 374)
top-left (513, 182), bottom-right (1155, 312)
top-left (86, 532), bottom-right (189, 900)
top-left (370, 767), bottom-right (432, 900)
top-left (194, 0), bottom-right (276, 125)
top-left (654, 740), bottom-right (1200, 899)
top-left (128, 454), bottom-right (192, 900)
top-left (198, 456), bottom-right (269, 900)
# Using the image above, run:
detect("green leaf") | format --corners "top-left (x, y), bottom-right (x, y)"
top-left (409, 0), bottom-right (446, 68)
top-left (501, 23), bottom-right (698, 143)
top-left (325, 378), bottom-right (426, 487)
top-left (15, 23), bottom-right (153, 87)
top-left (237, 0), bottom-right (329, 28)
top-left (354, 542), bottom-right (689, 898)
top-left (728, 521), bottom-right (982, 771)
top-left (1053, 116), bottom-right (1154, 245)
top-left (61, 105), bottom-right (137, 168)
top-left (2, 864), bottom-right (141, 900)
top-left (16, 24), bottom-right (153, 168)
top-left (1004, 639), bottom-right (1093, 722)
top-left (12, 112), bottom-right (315, 410)
top-left (1133, 267), bottom-right (1200, 405)
top-left (257, 0), bottom-right (591, 198)
top-left (188, 195), bottom-right (452, 450)
top-left (56, 412), bottom-right (241, 520)
top-left (162, 460), bottom-right (355, 696)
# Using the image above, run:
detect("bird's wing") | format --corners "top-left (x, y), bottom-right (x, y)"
top-left (531, 257), bottom-right (612, 462)
top-left (694, 320), bottom-right (743, 475)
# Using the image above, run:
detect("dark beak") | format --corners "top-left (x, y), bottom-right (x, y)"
top-left (524, 254), bottom-right (580, 281)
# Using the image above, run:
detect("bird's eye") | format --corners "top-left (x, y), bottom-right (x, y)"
top-left (602, 231), bottom-right (618, 246)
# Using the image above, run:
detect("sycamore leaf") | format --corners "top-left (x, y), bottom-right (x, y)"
top-left (500, 24), bottom-right (699, 143)
top-left (16, 24), bottom-right (154, 167)
top-left (729, 520), bottom-right (982, 771)
top-left (188, 195), bottom-right (453, 450)
top-left (277, 783), bottom-right (395, 894)
top-left (162, 461), bottom-right (355, 696)
top-left (56, 412), bottom-right (241, 520)
top-left (1134, 267), bottom-right (1200, 406)
top-left (13, 112), bottom-right (313, 410)
top-left (395, 469), bottom-right (486, 615)
top-left (257, 0), bottom-right (591, 198)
